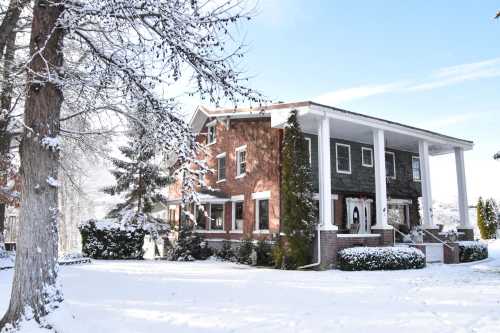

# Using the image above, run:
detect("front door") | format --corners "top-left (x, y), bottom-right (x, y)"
top-left (346, 198), bottom-right (373, 234)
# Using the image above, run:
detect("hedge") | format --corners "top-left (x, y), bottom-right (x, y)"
top-left (338, 246), bottom-right (426, 271)
top-left (79, 219), bottom-right (147, 259)
top-left (458, 241), bottom-right (488, 263)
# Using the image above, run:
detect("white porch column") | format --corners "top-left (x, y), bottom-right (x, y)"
top-left (455, 147), bottom-right (471, 228)
top-left (418, 140), bottom-right (435, 228)
top-left (318, 116), bottom-right (335, 230)
top-left (372, 129), bottom-right (390, 229)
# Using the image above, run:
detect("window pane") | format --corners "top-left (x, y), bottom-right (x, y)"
top-left (235, 202), bottom-right (244, 230)
top-left (238, 150), bottom-right (246, 175)
top-left (210, 204), bottom-right (224, 230)
top-left (207, 126), bottom-right (216, 144)
top-left (337, 145), bottom-right (350, 172)
top-left (388, 204), bottom-right (407, 226)
top-left (196, 204), bottom-right (208, 229)
top-left (412, 158), bottom-right (421, 180)
top-left (362, 148), bottom-right (372, 166)
top-left (385, 153), bottom-right (395, 178)
top-left (218, 156), bottom-right (226, 180)
top-left (258, 199), bottom-right (269, 230)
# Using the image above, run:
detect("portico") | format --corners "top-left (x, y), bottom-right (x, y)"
top-left (271, 101), bottom-right (474, 266)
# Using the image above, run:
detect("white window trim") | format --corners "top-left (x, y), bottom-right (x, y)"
top-left (235, 145), bottom-right (247, 178)
top-left (195, 203), bottom-right (225, 232)
top-left (361, 147), bottom-right (373, 168)
top-left (254, 192), bottom-right (271, 231)
top-left (305, 137), bottom-right (312, 165)
top-left (412, 156), bottom-right (421, 182)
top-left (385, 151), bottom-right (397, 179)
top-left (231, 195), bottom-right (245, 232)
top-left (335, 143), bottom-right (352, 174)
top-left (216, 152), bottom-right (226, 182)
top-left (206, 121), bottom-right (217, 146)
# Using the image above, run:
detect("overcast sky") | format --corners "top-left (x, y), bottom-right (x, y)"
top-left (179, 0), bottom-right (500, 203)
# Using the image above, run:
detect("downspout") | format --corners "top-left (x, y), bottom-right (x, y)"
top-left (298, 225), bottom-right (321, 270)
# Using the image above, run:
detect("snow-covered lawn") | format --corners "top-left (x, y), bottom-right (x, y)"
top-left (2, 243), bottom-right (500, 333)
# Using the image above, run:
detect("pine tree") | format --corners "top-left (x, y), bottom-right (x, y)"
top-left (477, 198), bottom-right (487, 239)
top-left (103, 110), bottom-right (172, 219)
top-left (279, 110), bottom-right (317, 269)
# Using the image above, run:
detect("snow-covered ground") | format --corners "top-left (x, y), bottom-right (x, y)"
top-left (2, 243), bottom-right (500, 333)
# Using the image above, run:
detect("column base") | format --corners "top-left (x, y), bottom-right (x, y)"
top-left (313, 230), bottom-right (337, 269)
top-left (458, 228), bottom-right (474, 241)
top-left (371, 228), bottom-right (394, 246)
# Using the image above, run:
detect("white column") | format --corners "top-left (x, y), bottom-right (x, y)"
top-left (318, 116), bottom-right (335, 230)
top-left (418, 140), bottom-right (435, 228)
top-left (455, 147), bottom-right (471, 229)
top-left (373, 129), bottom-right (391, 229)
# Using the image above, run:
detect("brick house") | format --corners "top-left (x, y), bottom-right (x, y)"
top-left (165, 101), bottom-right (474, 267)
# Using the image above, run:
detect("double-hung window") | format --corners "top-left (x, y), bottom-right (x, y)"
top-left (361, 147), bottom-right (373, 167)
top-left (336, 143), bottom-right (351, 174)
top-left (210, 204), bottom-right (224, 230)
top-left (236, 145), bottom-right (247, 178)
top-left (385, 152), bottom-right (396, 179)
top-left (412, 156), bottom-right (421, 181)
top-left (207, 122), bottom-right (216, 145)
top-left (252, 191), bottom-right (270, 231)
top-left (231, 195), bottom-right (244, 232)
top-left (216, 153), bottom-right (226, 182)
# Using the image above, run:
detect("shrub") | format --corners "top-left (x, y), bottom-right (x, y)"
top-left (337, 247), bottom-right (426, 271)
top-left (216, 240), bottom-right (237, 262)
top-left (79, 219), bottom-right (147, 259)
top-left (255, 240), bottom-right (274, 266)
top-left (237, 237), bottom-right (254, 265)
top-left (458, 241), bottom-right (488, 263)
top-left (167, 226), bottom-right (212, 261)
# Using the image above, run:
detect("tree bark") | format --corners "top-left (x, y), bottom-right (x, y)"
top-left (0, 0), bottom-right (64, 328)
top-left (0, 19), bottom-right (18, 241)
top-left (0, 0), bottom-right (30, 61)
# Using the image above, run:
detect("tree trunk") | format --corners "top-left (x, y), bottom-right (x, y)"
top-left (0, 0), bottom-right (30, 61)
top-left (0, 18), bottom-right (18, 244)
top-left (0, 0), bottom-right (65, 328)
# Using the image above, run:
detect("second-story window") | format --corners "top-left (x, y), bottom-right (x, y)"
top-left (236, 145), bottom-right (247, 178)
top-left (385, 152), bottom-right (396, 179)
top-left (336, 143), bottom-right (351, 174)
top-left (361, 147), bottom-right (373, 167)
top-left (217, 153), bottom-right (226, 182)
top-left (412, 156), bottom-right (421, 181)
top-left (207, 122), bottom-right (216, 145)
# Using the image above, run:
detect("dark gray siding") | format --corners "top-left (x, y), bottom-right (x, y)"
top-left (305, 134), bottom-right (421, 198)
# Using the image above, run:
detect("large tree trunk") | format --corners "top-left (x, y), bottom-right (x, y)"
top-left (0, 0), bottom-right (64, 328)
top-left (0, 19), bottom-right (18, 243)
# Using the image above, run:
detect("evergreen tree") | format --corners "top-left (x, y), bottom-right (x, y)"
top-left (477, 197), bottom-right (488, 239)
top-left (103, 110), bottom-right (172, 219)
top-left (279, 110), bottom-right (317, 269)
top-left (484, 199), bottom-right (498, 238)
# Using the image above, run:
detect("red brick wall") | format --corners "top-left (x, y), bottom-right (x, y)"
top-left (168, 117), bottom-right (282, 240)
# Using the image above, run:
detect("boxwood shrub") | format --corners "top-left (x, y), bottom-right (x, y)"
top-left (458, 241), bottom-right (488, 263)
top-left (80, 219), bottom-right (147, 259)
top-left (338, 246), bottom-right (426, 271)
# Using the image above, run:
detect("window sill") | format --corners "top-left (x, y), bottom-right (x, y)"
top-left (196, 230), bottom-right (225, 234)
top-left (235, 173), bottom-right (246, 179)
top-left (253, 230), bottom-right (270, 234)
top-left (229, 230), bottom-right (243, 234)
top-left (216, 179), bottom-right (226, 184)
top-left (337, 170), bottom-right (352, 175)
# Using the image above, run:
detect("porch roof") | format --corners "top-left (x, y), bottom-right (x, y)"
top-left (191, 101), bottom-right (473, 156)
top-left (167, 189), bottom-right (230, 205)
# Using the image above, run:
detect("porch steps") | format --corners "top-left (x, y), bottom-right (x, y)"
top-left (395, 243), bottom-right (444, 263)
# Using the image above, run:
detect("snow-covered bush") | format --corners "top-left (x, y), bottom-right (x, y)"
top-left (337, 247), bottom-right (426, 271)
top-left (237, 238), bottom-right (254, 265)
top-left (458, 241), bottom-right (488, 263)
top-left (215, 240), bottom-right (237, 262)
top-left (255, 240), bottom-right (274, 266)
top-left (79, 219), bottom-right (148, 259)
top-left (166, 227), bottom-right (212, 261)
